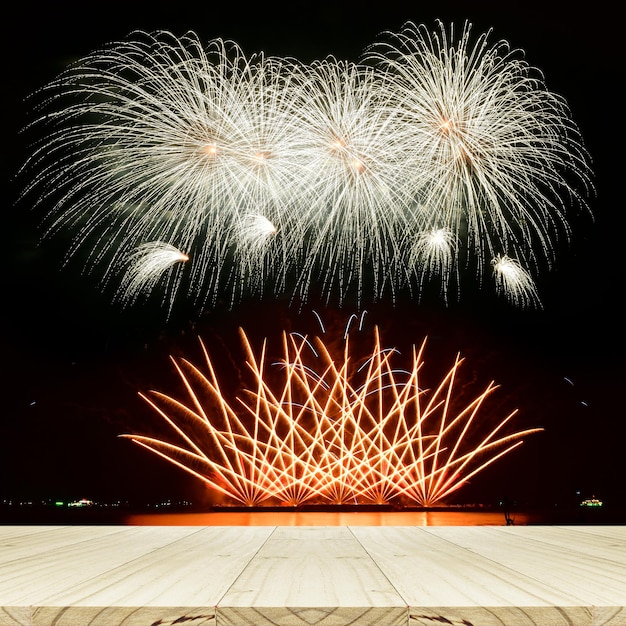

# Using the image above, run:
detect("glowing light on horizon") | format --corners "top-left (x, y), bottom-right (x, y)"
top-left (122, 325), bottom-right (542, 507)
top-left (20, 21), bottom-right (592, 312)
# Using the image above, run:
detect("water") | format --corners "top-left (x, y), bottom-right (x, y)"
top-left (123, 510), bottom-right (539, 526)
top-left (5, 503), bottom-right (615, 525)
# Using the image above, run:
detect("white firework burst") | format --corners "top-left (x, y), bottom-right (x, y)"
top-left (410, 227), bottom-right (458, 299)
top-left (116, 241), bottom-right (189, 306)
top-left (21, 31), bottom-right (309, 308)
top-left (491, 254), bottom-right (540, 308)
top-left (233, 213), bottom-right (280, 296)
top-left (288, 59), bottom-right (419, 304)
top-left (19, 22), bottom-right (593, 312)
top-left (365, 21), bottom-right (593, 287)
top-left (236, 213), bottom-right (277, 253)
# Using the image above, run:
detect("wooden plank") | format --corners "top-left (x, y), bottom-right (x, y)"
top-left (1, 527), bottom-right (205, 605)
top-left (0, 526), bottom-right (129, 562)
top-left (28, 527), bottom-right (273, 608)
top-left (217, 606), bottom-right (407, 626)
top-left (218, 526), bottom-right (405, 607)
top-left (0, 606), bottom-right (31, 626)
top-left (31, 606), bottom-right (216, 626)
top-left (424, 527), bottom-right (626, 606)
top-left (350, 526), bottom-right (582, 606)
top-left (407, 606), bottom-right (594, 625)
top-left (0, 527), bottom-right (274, 626)
top-left (409, 606), bottom-right (626, 626)
top-left (514, 525), bottom-right (626, 561)
top-left (217, 526), bottom-right (407, 626)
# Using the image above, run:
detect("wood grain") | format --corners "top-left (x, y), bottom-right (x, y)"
top-left (1, 526), bottom-right (625, 626)
top-left (424, 526), bottom-right (626, 606)
top-left (217, 526), bottom-right (407, 626)
top-left (351, 526), bottom-right (581, 606)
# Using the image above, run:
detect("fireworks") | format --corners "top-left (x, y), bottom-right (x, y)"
top-left (116, 241), bottom-right (189, 309)
top-left (410, 228), bottom-right (458, 301)
top-left (366, 22), bottom-right (593, 288)
top-left (121, 324), bottom-right (542, 507)
top-left (491, 254), bottom-right (540, 309)
top-left (20, 22), bottom-right (592, 311)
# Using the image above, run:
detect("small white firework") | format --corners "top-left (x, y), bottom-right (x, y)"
top-left (236, 213), bottom-right (277, 253)
top-left (491, 254), bottom-right (540, 308)
top-left (116, 241), bottom-right (188, 304)
top-left (232, 213), bottom-right (281, 298)
top-left (410, 227), bottom-right (458, 298)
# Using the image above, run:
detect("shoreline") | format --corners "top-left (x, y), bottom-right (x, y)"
top-left (2, 502), bottom-right (622, 526)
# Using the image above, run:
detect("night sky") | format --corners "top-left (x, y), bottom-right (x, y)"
top-left (2, 0), bottom-right (623, 512)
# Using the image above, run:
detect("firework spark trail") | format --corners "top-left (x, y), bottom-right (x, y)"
top-left (491, 254), bottom-right (541, 308)
top-left (116, 241), bottom-right (189, 306)
top-left (122, 325), bottom-right (542, 507)
top-left (20, 22), bottom-right (593, 311)
top-left (410, 227), bottom-right (458, 301)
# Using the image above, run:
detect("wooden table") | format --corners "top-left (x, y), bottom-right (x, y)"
top-left (1, 525), bottom-right (625, 625)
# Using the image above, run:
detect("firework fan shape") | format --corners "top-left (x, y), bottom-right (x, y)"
top-left (121, 323), bottom-right (542, 507)
top-left (20, 21), bottom-right (592, 311)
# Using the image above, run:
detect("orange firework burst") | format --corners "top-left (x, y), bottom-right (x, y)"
top-left (122, 326), bottom-right (541, 507)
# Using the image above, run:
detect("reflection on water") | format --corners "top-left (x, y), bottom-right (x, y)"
top-left (124, 510), bottom-right (537, 526)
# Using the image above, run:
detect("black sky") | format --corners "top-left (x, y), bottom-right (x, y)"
top-left (2, 0), bottom-right (624, 511)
